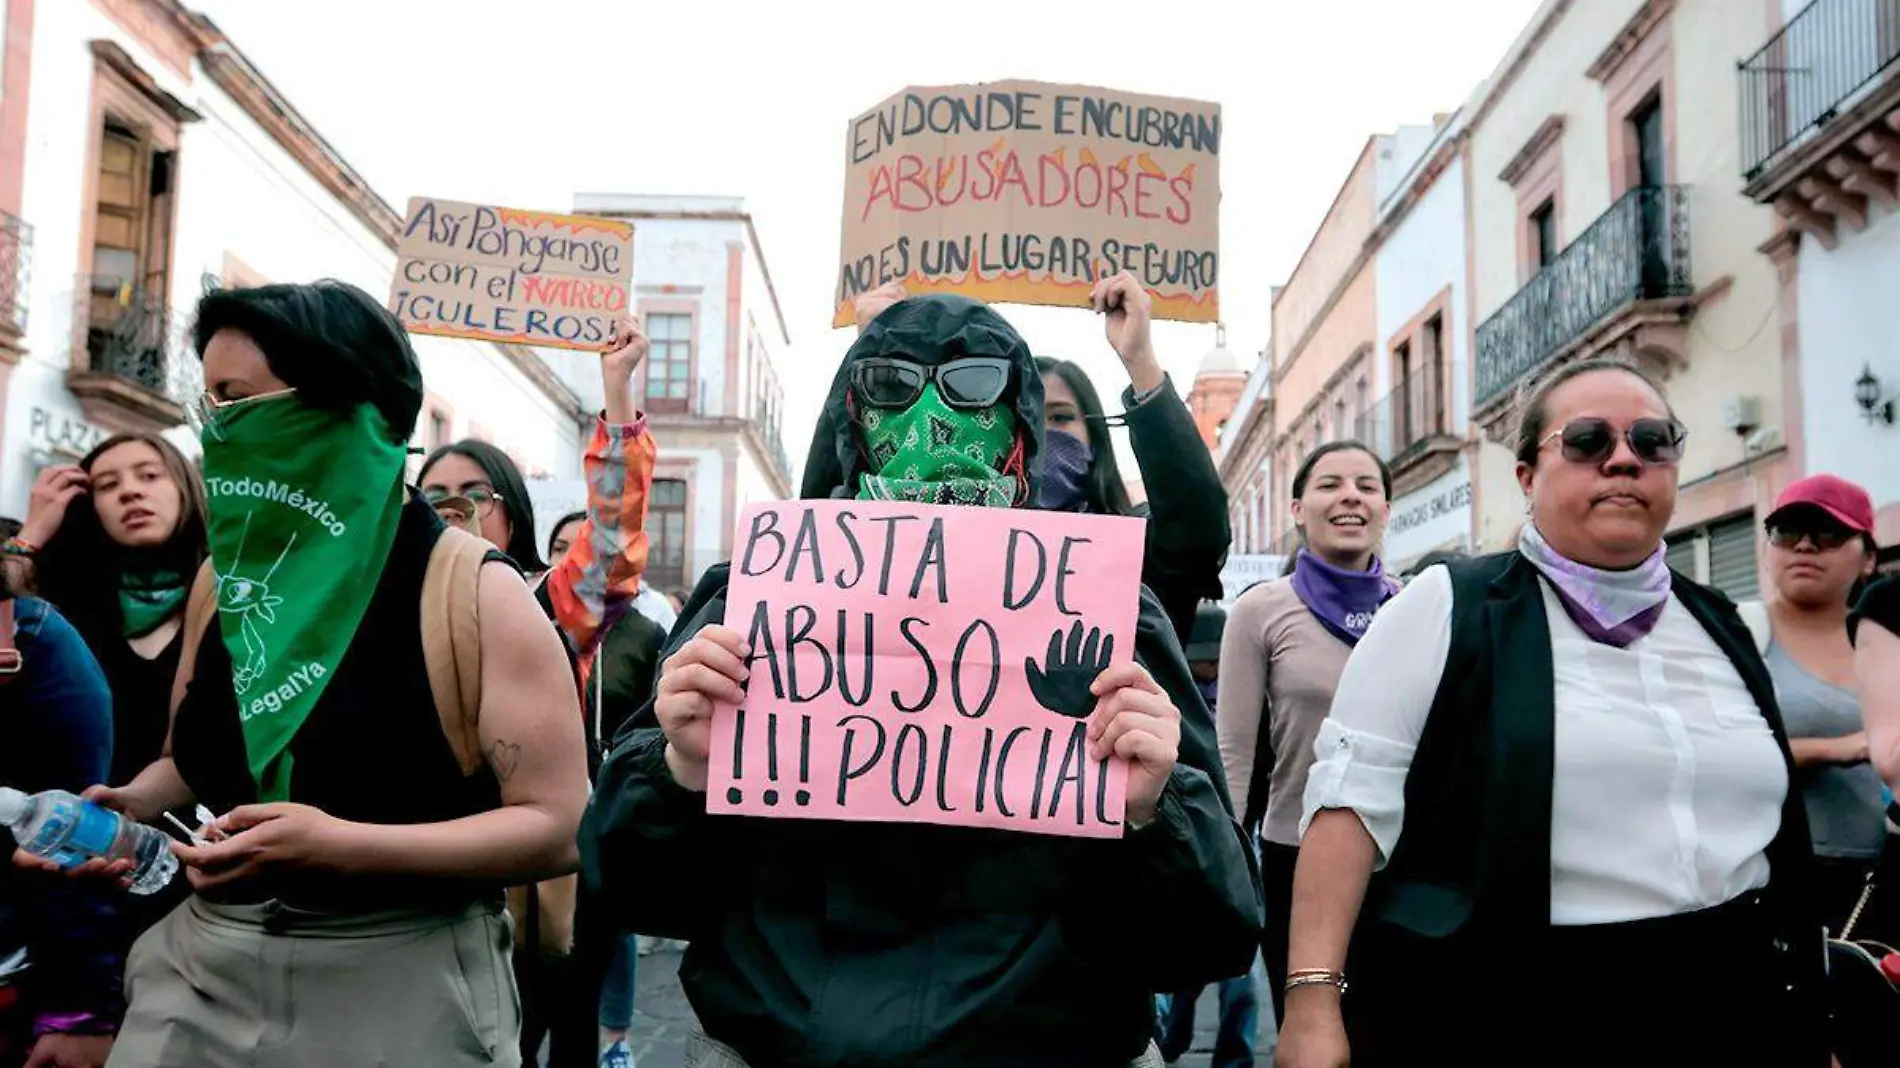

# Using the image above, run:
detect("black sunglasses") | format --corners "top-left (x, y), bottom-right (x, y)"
top-left (1540, 417), bottom-right (1686, 466)
top-left (851, 357), bottom-right (1012, 411)
top-left (1766, 521), bottom-right (1859, 552)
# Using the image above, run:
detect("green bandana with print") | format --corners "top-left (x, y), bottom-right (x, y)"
top-left (855, 383), bottom-right (1017, 508)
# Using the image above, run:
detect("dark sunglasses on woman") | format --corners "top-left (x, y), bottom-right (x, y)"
top-left (1765, 518), bottom-right (1860, 552)
top-left (851, 357), bottom-right (1012, 411)
top-left (1541, 417), bottom-right (1687, 466)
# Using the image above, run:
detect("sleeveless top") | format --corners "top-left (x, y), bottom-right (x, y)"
top-left (170, 493), bottom-right (504, 912)
top-left (1764, 641), bottom-right (1886, 860)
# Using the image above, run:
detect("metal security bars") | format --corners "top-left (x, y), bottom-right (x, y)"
top-left (1739, 0), bottom-right (1900, 179)
top-left (0, 212), bottom-right (30, 335)
top-left (1474, 185), bottom-right (1693, 409)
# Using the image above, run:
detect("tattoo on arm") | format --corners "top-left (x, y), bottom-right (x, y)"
top-left (489, 740), bottom-right (523, 782)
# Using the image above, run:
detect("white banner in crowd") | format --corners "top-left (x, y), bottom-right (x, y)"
top-left (1219, 554), bottom-right (1285, 605)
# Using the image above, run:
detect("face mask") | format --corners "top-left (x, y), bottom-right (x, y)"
top-left (200, 393), bottom-right (408, 801)
top-left (1037, 430), bottom-right (1094, 512)
top-left (855, 382), bottom-right (1017, 508)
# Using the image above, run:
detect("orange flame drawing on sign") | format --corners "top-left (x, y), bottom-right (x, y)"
top-left (831, 272), bottom-right (1217, 328)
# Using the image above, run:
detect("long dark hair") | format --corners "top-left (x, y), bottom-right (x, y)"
top-left (1280, 440), bottom-right (1394, 576)
top-left (417, 440), bottom-right (546, 571)
top-left (1035, 357), bottom-right (1134, 516)
top-left (35, 432), bottom-right (209, 639)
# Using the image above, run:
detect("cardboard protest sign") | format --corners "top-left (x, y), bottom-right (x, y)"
top-left (389, 197), bottom-right (634, 352)
top-left (709, 499), bottom-right (1147, 838)
top-left (833, 80), bottom-right (1221, 328)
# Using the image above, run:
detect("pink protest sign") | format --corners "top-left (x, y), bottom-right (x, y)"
top-left (707, 499), bottom-right (1147, 838)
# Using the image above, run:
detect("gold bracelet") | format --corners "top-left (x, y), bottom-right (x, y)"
top-left (1284, 971), bottom-right (1348, 994)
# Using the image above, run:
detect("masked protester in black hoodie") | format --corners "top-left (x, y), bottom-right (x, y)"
top-left (580, 294), bottom-right (1261, 1068)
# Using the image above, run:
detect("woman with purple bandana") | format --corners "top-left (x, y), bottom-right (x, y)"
top-left (1215, 441), bottom-right (1397, 1025)
top-left (1276, 358), bottom-right (1824, 1068)
top-left (1032, 272), bottom-right (1231, 644)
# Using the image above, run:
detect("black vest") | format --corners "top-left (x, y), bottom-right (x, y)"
top-left (1367, 553), bottom-right (1823, 985)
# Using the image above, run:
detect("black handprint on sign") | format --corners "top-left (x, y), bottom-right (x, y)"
top-left (1024, 620), bottom-right (1115, 719)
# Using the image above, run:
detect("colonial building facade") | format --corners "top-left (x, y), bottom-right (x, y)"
top-left (0, 0), bottom-right (592, 523)
top-left (571, 193), bottom-right (793, 597)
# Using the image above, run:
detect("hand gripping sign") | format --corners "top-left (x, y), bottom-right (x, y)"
top-left (708, 500), bottom-right (1147, 839)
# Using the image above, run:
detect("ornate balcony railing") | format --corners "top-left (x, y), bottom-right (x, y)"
top-left (1474, 185), bottom-right (1692, 409)
top-left (1739, 0), bottom-right (1900, 180)
top-left (85, 282), bottom-right (172, 395)
top-left (1, 212), bottom-right (30, 335)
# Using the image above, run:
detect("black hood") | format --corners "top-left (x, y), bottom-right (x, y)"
top-left (799, 295), bottom-right (1044, 504)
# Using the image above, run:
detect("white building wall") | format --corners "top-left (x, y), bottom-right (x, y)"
top-left (1373, 153), bottom-right (1473, 564)
top-left (1373, 155), bottom-right (1470, 423)
top-left (5, 4), bottom-right (582, 516)
top-left (1796, 202), bottom-right (1900, 518)
top-left (625, 215), bottom-right (741, 417)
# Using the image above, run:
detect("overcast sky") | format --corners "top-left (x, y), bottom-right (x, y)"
top-left (191, 0), bottom-right (1540, 469)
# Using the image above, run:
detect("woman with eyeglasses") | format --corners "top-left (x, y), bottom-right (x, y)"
top-left (419, 314), bottom-right (655, 664)
top-left (1734, 476), bottom-right (1892, 949)
top-left (57, 281), bottom-right (589, 1068)
top-left (1275, 358), bottom-right (1825, 1068)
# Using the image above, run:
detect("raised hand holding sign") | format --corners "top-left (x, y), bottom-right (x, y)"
top-left (706, 500), bottom-right (1147, 838)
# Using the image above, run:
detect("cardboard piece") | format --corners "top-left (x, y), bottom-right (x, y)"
top-left (833, 80), bottom-right (1221, 327)
top-left (708, 500), bottom-right (1148, 838)
top-left (390, 197), bottom-right (634, 352)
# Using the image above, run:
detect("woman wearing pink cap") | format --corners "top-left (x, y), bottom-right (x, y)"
top-left (1738, 474), bottom-right (1889, 941)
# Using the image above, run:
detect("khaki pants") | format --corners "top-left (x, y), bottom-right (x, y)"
top-left (684, 1031), bottom-right (1168, 1068)
top-left (108, 897), bottom-right (519, 1068)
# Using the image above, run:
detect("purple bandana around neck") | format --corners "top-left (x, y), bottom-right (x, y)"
top-left (1517, 522), bottom-right (1672, 647)
top-left (1289, 548), bottom-right (1400, 647)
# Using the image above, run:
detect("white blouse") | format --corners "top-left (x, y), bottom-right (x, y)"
top-left (1301, 566), bottom-right (1788, 926)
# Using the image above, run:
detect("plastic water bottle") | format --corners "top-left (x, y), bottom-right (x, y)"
top-left (0, 787), bottom-right (178, 895)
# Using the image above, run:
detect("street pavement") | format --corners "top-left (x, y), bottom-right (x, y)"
top-left (626, 947), bottom-right (1279, 1067)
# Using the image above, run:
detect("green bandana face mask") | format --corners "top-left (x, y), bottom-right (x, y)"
top-left (200, 393), bottom-right (407, 801)
top-left (855, 382), bottom-right (1017, 507)
top-left (120, 570), bottom-right (189, 639)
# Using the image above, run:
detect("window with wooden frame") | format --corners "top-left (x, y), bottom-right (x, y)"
top-left (645, 312), bottom-right (694, 414)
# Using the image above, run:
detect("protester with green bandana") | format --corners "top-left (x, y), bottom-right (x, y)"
top-left (581, 291), bottom-right (1261, 1068)
top-left (74, 281), bottom-right (589, 1068)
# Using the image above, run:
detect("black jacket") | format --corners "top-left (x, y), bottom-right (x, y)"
top-left (579, 296), bottom-right (1261, 1068)
top-left (0, 598), bottom-right (126, 1036)
top-left (1115, 377), bottom-right (1229, 642)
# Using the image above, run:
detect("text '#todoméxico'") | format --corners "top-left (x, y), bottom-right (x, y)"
top-left (709, 499), bottom-right (1149, 840)
top-left (205, 476), bottom-right (348, 538)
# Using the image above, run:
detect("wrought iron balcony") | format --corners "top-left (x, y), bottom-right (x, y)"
top-left (1474, 185), bottom-right (1693, 410)
top-left (1739, 0), bottom-right (1900, 181)
top-left (0, 211), bottom-right (30, 336)
top-left (85, 283), bottom-right (172, 394)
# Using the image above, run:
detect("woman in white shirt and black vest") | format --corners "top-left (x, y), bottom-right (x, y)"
top-left (1275, 358), bottom-right (1825, 1068)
